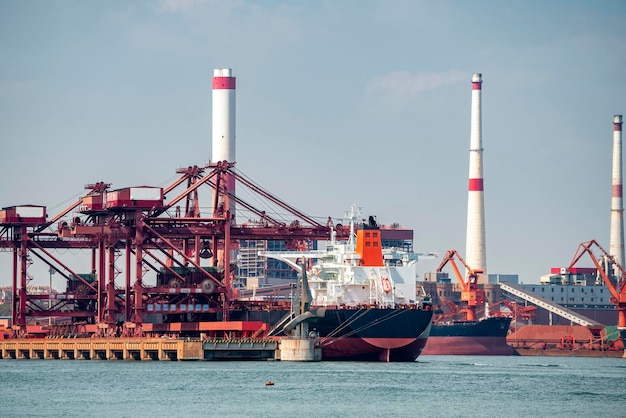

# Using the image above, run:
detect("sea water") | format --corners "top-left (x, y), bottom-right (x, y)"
top-left (2, 355), bottom-right (625, 418)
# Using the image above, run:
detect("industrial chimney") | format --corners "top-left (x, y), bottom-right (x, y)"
top-left (211, 68), bottom-right (236, 222)
top-left (465, 73), bottom-right (487, 282)
top-left (610, 115), bottom-right (624, 269)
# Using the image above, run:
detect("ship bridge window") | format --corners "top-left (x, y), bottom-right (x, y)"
top-left (366, 242), bottom-right (371, 247)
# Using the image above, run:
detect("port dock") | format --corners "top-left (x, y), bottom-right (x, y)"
top-left (0, 338), bottom-right (280, 361)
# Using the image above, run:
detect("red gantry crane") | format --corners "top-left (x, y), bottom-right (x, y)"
top-left (566, 240), bottom-right (626, 347)
top-left (436, 249), bottom-right (486, 321)
top-left (0, 161), bottom-right (350, 338)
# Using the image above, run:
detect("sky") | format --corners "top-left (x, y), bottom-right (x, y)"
top-left (1, 0), bottom-right (625, 288)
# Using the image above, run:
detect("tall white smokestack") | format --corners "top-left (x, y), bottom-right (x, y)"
top-left (610, 115), bottom-right (624, 269)
top-left (465, 73), bottom-right (487, 281)
top-left (211, 68), bottom-right (236, 221)
top-left (212, 68), bottom-right (236, 163)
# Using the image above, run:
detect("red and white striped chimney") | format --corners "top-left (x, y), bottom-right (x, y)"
top-left (465, 73), bottom-right (487, 279)
top-left (212, 68), bottom-right (236, 163)
top-left (610, 115), bottom-right (624, 268)
top-left (212, 68), bottom-right (236, 221)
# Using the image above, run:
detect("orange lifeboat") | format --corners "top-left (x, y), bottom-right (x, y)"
top-left (381, 276), bottom-right (392, 293)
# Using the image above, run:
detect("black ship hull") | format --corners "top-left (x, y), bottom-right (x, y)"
top-left (312, 308), bottom-right (433, 361)
top-left (232, 306), bottom-right (433, 361)
top-left (422, 316), bottom-right (515, 355)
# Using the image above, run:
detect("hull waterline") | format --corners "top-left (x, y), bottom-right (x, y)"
top-left (422, 316), bottom-right (514, 355)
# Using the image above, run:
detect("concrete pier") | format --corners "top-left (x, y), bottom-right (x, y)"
top-left (203, 339), bottom-right (278, 360)
top-left (279, 338), bottom-right (321, 361)
top-left (0, 338), bottom-right (202, 361)
top-left (0, 337), bottom-right (327, 361)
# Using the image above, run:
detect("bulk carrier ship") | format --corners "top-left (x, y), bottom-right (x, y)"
top-left (258, 206), bottom-right (434, 362)
top-left (422, 316), bottom-right (514, 355)
top-left (419, 249), bottom-right (516, 355)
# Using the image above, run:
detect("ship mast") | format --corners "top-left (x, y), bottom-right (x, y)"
top-left (344, 204), bottom-right (362, 252)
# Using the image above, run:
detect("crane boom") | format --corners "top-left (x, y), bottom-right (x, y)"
top-left (436, 249), bottom-right (486, 321)
top-left (566, 240), bottom-right (626, 332)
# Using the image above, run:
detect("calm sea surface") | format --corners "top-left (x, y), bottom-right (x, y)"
top-left (2, 355), bottom-right (625, 418)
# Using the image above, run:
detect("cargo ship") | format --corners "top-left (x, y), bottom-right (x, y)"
top-left (421, 316), bottom-right (515, 355)
top-left (415, 249), bottom-right (517, 355)
top-left (259, 206), bottom-right (434, 362)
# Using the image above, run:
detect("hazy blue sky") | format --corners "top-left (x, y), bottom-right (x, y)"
top-left (1, 0), bottom-right (625, 288)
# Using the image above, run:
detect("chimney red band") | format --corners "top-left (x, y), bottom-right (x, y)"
top-left (213, 77), bottom-right (236, 89)
top-left (472, 82), bottom-right (482, 90)
top-left (613, 184), bottom-right (623, 198)
top-left (468, 178), bottom-right (484, 191)
top-left (615, 122), bottom-right (623, 132)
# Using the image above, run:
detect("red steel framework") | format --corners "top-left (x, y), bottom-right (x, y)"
top-left (0, 161), bottom-right (349, 337)
top-left (435, 249), bottom-right (486, 321)
top-left (566, 240), bottom-right (626, 334)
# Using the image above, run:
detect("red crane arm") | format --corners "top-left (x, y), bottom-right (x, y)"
top-left (435, 249), bottom-right (486, 320)
top-left (435, 249), bottom-right (484, 291)
top-left (567, 240), bottom-right (624, 302)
